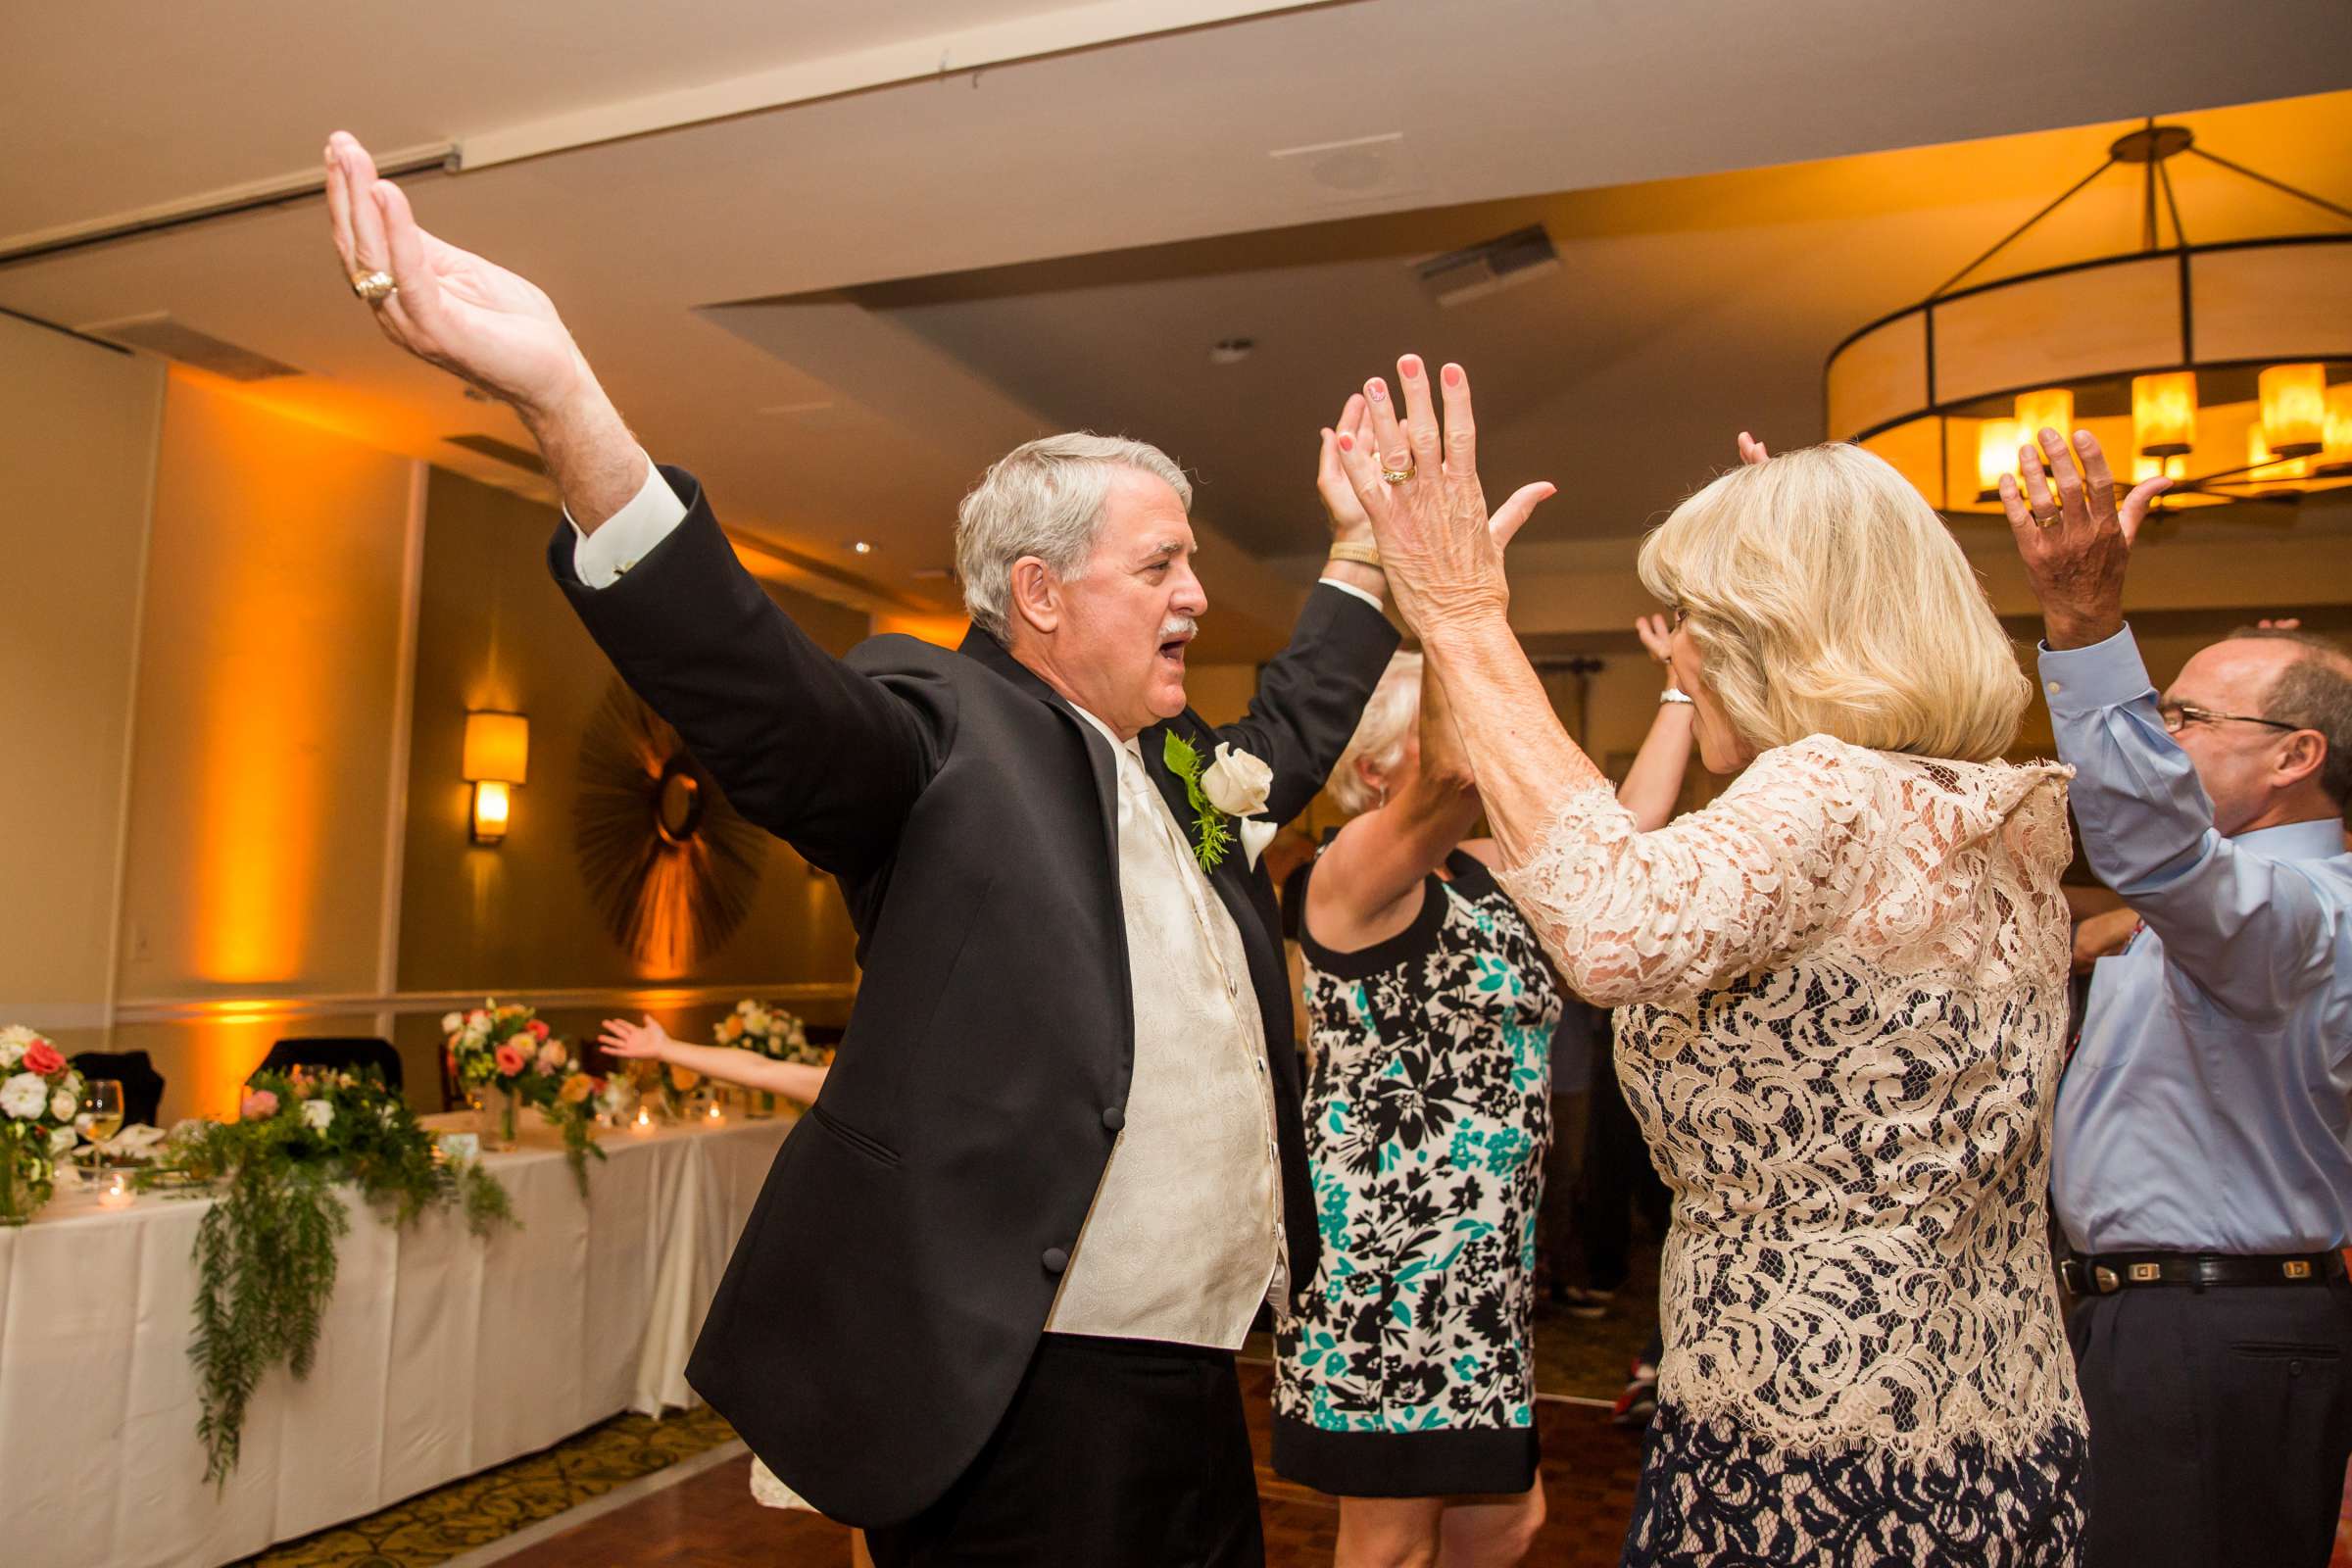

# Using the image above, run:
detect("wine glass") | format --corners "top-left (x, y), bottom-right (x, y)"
top-left (76, 1080), bottom-right (124, 1183)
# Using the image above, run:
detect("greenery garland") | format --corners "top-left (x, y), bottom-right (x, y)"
top-left (142, 1066), bottom-right (515, 1485)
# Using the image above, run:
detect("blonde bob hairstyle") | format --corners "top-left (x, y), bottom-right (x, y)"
top-left (1636, 443), bottom-right (2030, 763)
top-left (1329, 652), bottom-right (1423, 816)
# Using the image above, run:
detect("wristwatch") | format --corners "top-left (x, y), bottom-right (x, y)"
top-left (1659, 687), bottom-right (1694, 706)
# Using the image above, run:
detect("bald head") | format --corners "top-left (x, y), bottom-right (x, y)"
top-left (2163, 629), bottom-right (2352, 836)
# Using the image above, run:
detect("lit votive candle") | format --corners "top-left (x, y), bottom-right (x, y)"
top-left (705, 1102), bottom-right (724, 1125)
top-left (632, 1106), bottom-right (653, 1134)
top-left (99, 1173), bottom-right (135, 1210)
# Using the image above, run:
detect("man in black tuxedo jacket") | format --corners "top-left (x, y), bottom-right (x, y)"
top-left (324, 134), bottom-right (1426, 1564)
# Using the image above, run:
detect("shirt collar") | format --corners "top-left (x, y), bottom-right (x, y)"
top-left (1066, 702), bottom-right (1142, 760)
top-left (2233, 816), bottom-right (2350, 861)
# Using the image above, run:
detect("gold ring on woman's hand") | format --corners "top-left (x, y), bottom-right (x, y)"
top-left (351, 270), bottom-right (397, 304)
top-left (1380, 459), bottom-right (1415, 485)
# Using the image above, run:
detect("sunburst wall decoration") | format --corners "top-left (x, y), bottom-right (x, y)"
top-left (572, 680), bottom-right (765, 975)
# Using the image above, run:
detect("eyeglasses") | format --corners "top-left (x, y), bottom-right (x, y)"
top-left (2158, 701), bottom-right (2303, 735)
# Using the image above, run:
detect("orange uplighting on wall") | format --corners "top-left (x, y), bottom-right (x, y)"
top-left (463, 710), bottom-right (529, 845)
top-left (2132, 371), bottom-right (2198, 458)
top-left (870, 612), bottom-right (970, 649)
top-left (2259, 364), bottom-right (2328, 458)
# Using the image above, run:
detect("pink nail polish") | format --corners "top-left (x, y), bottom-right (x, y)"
top-left (1367, 381), bottom-right (1385, 401)
top-left (1443, 366), bottom-right (1462, 387)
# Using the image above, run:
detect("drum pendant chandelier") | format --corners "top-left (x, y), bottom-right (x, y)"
top-left (1826, 121), bottom-right (2352, 515)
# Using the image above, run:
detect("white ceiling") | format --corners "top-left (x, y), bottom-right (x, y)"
top-left (5, 0), bottom-right (2349, 656)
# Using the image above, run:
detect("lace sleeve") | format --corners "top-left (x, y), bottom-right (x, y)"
top-left (1492, 736), bottom-right (1870, 1005)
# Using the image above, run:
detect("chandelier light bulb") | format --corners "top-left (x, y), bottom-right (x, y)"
top-left (2259, 364), bottom-right (2328, 459)
top-left (2132, 372), bottom-right (2197, 459)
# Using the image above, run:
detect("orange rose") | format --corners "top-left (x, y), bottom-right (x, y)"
top-left (559, 1072), bottom-right (593, 1104)
top-left (667, 1064), bottom-right (700, 1091)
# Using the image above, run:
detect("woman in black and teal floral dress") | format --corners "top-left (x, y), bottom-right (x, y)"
top-left (1274, 614), bottom-right (1692, 1567)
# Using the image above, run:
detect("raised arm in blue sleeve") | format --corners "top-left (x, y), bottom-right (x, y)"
top-left (2040, 624), bottom-right (2335, 1019)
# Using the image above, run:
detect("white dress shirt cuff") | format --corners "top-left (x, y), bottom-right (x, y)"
top-left (566, 455), bottom-right (687, 588)
top-left (1318, 576), bottom-right (1383, 612)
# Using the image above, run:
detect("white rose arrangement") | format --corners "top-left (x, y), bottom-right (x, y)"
top-left (0, 1025), bottom-right (87, 1222)
top-left (1161, 735), bottom-right (1280, 871)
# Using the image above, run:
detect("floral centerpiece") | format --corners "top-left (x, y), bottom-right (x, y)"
top-left (442, 1001), bottom-right (605, 1187)
top-left (718, 1000), bottom-right (828, 1117)
top-left (140, 1065), bottom-right (514, 1484)
top-left (0, 1025), bottom-right (85, 1224)
top-left (622, 1056), bottom-right (703, 1121)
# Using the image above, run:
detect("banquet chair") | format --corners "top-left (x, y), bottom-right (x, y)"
top-left (69, 1050), bottom-right (166, 1127)
top-left (255, 1036), bottom-right (404, 1093)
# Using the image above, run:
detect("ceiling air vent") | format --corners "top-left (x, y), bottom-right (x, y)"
top-left (77, 314), bottom-right (301, 380)
top-left (443, 433), bottom-right (548, 474)
top-left (1413, 224), bottom-right (1560, 310)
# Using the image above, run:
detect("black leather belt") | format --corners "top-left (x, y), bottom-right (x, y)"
top-left (2061, 1250), bottom-right (2346, 1296)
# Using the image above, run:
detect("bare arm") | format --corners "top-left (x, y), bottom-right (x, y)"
top-left (1616, 612), bottom-right (1696, 832)
top-left (1305, 661), bottom-right (1485, 949)
top-left (599, 1017), bottom-right (829, 1100)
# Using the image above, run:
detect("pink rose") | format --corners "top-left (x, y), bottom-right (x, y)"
top-left (240, 1089), bottom-right (279, 1120)
top-left (494, 1043), bottom-right (528, 1077)
top-left (527, 1019), bottom-right (551, 1041)
top-left (22, 1041), bottom-right (64, 1077)
top-left (535, 1040), bottom-right (566, 1075)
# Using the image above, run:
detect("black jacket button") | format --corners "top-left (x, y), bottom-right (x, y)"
top-left (1102, 1106), bottom-right (1125, 1131)
top-left (1042, 1248), bottom-right (1070, 1274)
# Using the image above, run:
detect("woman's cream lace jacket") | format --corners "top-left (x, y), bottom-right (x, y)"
top-left (1496, 734), bottom-right (2083, 1463)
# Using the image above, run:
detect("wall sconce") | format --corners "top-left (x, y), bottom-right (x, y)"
top-left (463, 711), bottom-right (529, 845)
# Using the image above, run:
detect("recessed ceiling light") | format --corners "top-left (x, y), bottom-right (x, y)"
top-left (1209, 337), bottom-right (1255, 366)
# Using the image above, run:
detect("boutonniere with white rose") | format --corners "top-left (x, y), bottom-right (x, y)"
top-left (1160, 734), bottom-right (1280, 873)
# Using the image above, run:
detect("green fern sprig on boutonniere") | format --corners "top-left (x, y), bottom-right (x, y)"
top-left (1161, 731), bottom-right (1233, 872)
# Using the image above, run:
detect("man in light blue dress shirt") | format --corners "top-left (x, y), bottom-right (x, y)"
top-left (2006, 425), bottom-right (2352, 1568)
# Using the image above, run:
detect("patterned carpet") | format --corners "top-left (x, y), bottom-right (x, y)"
top-left (235, 1405), bottom-right (740, 1567)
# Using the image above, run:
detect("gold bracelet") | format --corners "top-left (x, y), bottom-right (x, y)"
top-left (1326, 541), bottom-right (1382, 568)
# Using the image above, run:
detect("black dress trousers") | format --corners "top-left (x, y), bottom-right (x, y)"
top-left (2071, 1274), bottom-right (2352, 1568)
top-left (864, 1333), bottom-right (1264, 1568)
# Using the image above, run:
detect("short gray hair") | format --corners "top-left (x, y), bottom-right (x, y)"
top-left (955, 432), bottom-right (1193, 642)
top-left (1329, 653), bottom-right (1423, 816)
top-left (2231, 626), bottom-right (2352, 809)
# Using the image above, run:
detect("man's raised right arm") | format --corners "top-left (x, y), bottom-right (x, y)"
top-left (326, 131), bottom-right (942, 873)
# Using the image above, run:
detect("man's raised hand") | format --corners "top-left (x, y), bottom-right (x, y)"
top-left (326, 131), bottom-right (586, 417)
top-left (326, 131), bottom-right (648, 525)
top-left (1998, 426), bottom-right (2169, 651)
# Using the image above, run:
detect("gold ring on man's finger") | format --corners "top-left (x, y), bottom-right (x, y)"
top-left (351, 270), bottom-right (397, 304)
top-left (2031, 507), bottom-right (2062, 527)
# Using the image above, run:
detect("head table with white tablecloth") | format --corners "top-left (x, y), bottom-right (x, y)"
top-left (0, 1110), bottom-right (794, 1568)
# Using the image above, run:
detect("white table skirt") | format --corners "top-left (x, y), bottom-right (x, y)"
top-left (0, 1111), bottom-right (792, 1568)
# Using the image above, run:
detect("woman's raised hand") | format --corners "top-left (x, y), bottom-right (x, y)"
top-left (1737, 430), bottom-right (1770, 466)
top-left (325, 130), bottom-right (589, 416)
top-left (1635, 613), bottom-right (1675, 665)
top-left (1329, 355), bottom-right (1553, 635)
top-left (597, 1014), bottom-right (674, 1061)
top-left (1315, 393), bottom-right (1374, 543)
